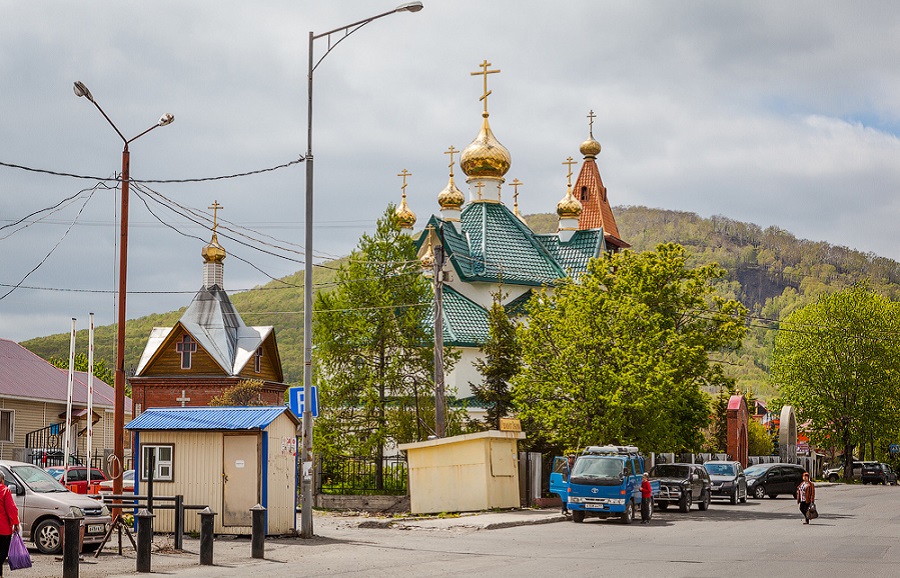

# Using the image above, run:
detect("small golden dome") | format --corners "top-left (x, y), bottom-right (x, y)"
top-left (202, 233), bottom-right (226, 263)
top-left (395, 195), bottom-right (416, 229)
top-left (580, 136), bottom-right (601, 158)
top-left (460, 115), bottom-right (511, 179)
top-left (420, 238), bottom-right (435, 270)
top-left (557, 186), bottom-right (583, 219)
top-left (438, 176), bottom-right (465, 209)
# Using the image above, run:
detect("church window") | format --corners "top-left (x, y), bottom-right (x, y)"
top-left (176, 335), bottom-right (197, 369)
top-left (580, 186), bottom-right (588, 201)
top-left (254, 346), bottom-right (263, 373)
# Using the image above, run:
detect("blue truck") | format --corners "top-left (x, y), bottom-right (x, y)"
top-left (550, 445), bottom-right (659, 523)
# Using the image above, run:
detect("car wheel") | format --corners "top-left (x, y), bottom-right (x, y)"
top-left (730, 489), bottom-right (738, 505)
top-left (828, 474), bottom-right (839, 483)
top-left (657, 501), bottom-right (668, 510)
top-left (753, 485), bottom-right (767, 499)
top-left (698, 490), bottom-right (710, 511)
top-left (620, 500), bottom-right (634, 524)
top-left (572, 510), bottom-right (585, 523)
top-left (739, 488), bottom-right (748, 504)
top-left (679, 492), bottom-right (692, 513)
top-left (34, 518), bottom-right (63, 555)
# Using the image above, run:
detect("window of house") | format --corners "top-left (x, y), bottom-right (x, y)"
top-left (254, 346), bottom-right (263, 373)
top-left (176, 335), bottom-right (197, 369)
top-left (141, 444), bottom-right (174, 482)
top-left (0, 410), bottom-right (12, 443)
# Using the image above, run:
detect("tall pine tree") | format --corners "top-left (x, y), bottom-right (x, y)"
top-left (470, 291), bottom-right (521, 430)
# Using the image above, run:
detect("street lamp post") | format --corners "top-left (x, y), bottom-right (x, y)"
top-left (301, 1), bottom-right (423, 539)
top-left (74, 81), bottom-right (173, 506)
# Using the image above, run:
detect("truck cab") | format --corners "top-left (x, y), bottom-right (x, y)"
top-left (551, 445), bottom-right (658, 524)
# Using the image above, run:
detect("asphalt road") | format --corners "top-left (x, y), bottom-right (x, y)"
top-left (13, 483), bottom-right (900, 577)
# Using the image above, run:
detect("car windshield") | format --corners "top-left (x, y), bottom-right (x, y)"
top-left (652, 465), bottom-right (690, 478)
top-left (571, 457), bottom-right (624, 479)
top-left (123, 470), bottom-right (135, 482)
top-left (743, 465), bottom-right (767, 477)
top-left (704, 463), bottom-right (736, 476)
top-left (12, 464), bottom-right (69, 493)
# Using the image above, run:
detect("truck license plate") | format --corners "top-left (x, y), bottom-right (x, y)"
top-left (87, 524), bottom-right (105, 534)
top-left (585, 504), bottom-right (606, 509)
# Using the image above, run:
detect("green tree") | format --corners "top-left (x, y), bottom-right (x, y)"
top-left (49, 353), bottom-right (116, 391)
top-left (513, 243), bottom-right (747, 452)
top-left (771, 284), bottom-right (900, 481)
top-left (209, 379), bottom-right (266, 406)
top-left (313, 205), bottom-right (460, 489)
top-left (747, 418), bottom-right (773, 456)
top-left (470, 291), bottom-right (521, 430)
top-left (710, 382), bottom-right (738, 453)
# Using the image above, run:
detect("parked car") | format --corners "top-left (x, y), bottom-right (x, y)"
top-left (47, 466), bottom-right (108, 493)
top-left (823, 461), bottom-right (878, 482)
top-left (1, 460), bottom-right (112, 554)
top-left (744, 463), bottom-right (805, 499)
top-left (98, 469), bottom-right (135, 494)
top-left (861, 463), bottom-right (898, 485)
top-left (703, 460), bottom-right (748, 504)
top-left (651, 463), bottom-right (711, 512)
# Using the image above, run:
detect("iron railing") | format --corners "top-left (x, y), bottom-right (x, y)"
top-left (316, 454), bottom-right (408, 496)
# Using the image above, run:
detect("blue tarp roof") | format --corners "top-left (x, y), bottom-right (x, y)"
top-left (126, 406), bottom-right (298, 431)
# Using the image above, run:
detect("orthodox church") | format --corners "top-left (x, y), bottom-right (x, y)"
top-left (129, 203), bottom-right (288, 414)
top-left (399, 60), bottom-right (628, 406)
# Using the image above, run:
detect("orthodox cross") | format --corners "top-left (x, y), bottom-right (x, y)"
top-left (208, 200), bottom-right (223, 233)
top-left (587, 110), bottom-right (596, 138)
top-left (511, 179), bottom-right (523, 210)
top-left (397, 169), bottom-right (412, 200)
top-left (563, 156), bottom-right (576, 187)
top-left (176, 390), bottom-right (191, 407)
top-left (470, 59), bottom-right (500, 115)
top-left (444, 145), bottom-right (458, 177)
top-left (475, 181), bottom-right (485, 200)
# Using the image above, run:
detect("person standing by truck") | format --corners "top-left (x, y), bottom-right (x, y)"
top-left (0, 472), bottom-right (21, 576)
top-left (640, 473), bottom-right (653, 524)
top-left (561, 455), bottom-right (576, 515)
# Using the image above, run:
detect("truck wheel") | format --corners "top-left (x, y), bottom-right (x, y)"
top-left (657, 501), bottom-right (668, 510)
top-left (698, 490), bottom-right (710, 511)
top-left (679, 492), bottom-right (692, 512)
top-left (34, 518), bottom-right (63, 555)
top-left (620, 500), bottom-right (634, 524)
top-left (572, 511), bottom-right (585, 523)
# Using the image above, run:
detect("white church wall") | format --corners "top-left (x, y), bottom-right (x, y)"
top-left (446, 279), bottom-right (530, 310)
top-left (446, 347), bottom-right (483, 400)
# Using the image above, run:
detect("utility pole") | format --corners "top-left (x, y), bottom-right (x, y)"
top-left (432, 239), bottom-right (446, 438)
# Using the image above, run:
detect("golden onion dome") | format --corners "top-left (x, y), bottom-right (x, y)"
top-left (395, 195), bottom-right (416, 229)
top-left (437, 176), bottom-right (465, 209)
top-left (580, 136), bottom-right (601, 158)
top-left (201, 233), bottom-right (226, 263)
top-left (556, 185), bottom-right (583, 219)
top-left (460, 114), bottom-right (511, 179)
top-left (420, 238), bottom-right (435, 270)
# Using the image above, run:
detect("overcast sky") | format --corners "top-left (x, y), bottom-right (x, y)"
top-left (1, 1), bottom-right (899, 343)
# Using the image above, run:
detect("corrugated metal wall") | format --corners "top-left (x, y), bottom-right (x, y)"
top-left (265, 416), bottom-right (298, 534)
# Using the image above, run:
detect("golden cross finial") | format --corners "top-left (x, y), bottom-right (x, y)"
top-left (587, 110), bottom-right (596, 138)
top-left (475, 181), bottom-right (485, 200)
top-left (444, 146), bottom-right (458, 177)
top-left (511, 179), bottom-right (523, 212)
top-left (397, 169), bottom-right (412, 198)
top-left (208, 200), bottom-right (223, 232)
top-left (470, 59), bottom-right (501, 116)
top-left (562, 156), bottom-right (576, 187)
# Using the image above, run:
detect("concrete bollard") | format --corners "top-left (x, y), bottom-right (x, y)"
top-left (62, 510), bottom-right (83, 578)
top-left (250, 503), bottom-right (266, 559)
top-left (136, 509), bottom-right (155, 573)
top-left (198, 507), bottom-right (217, 566)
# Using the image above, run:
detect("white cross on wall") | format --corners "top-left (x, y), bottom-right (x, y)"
top-left (176, 390), bottom-right (191, 407)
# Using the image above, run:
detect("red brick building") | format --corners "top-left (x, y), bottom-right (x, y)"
top-left (129, 212), bottom-right (287, 415)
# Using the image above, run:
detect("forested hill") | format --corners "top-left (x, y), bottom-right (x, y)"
top-left (22, 207), bottom-right (900, 399)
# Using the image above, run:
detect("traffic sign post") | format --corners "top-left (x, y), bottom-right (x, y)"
top-left (289, 385), bottom-right (318, 419)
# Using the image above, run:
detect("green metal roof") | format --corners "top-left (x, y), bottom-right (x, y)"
top-left (424, 285), bottom-right (490, 348)
top-left (534, 229), bottom-right (606, 278)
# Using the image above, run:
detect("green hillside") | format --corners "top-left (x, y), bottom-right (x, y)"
top-left (23, 208), bottom-right (900, 399)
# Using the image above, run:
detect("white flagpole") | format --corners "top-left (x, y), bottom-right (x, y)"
top-left (63, 318), bottom-right (76, 484)
top-left (87, 312), bottom-right (95, 474)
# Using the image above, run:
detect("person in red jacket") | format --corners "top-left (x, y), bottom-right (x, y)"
top-left (640, 473), bottom-right (653, 524)
top-left (0, 472), bottom-right (21, 577)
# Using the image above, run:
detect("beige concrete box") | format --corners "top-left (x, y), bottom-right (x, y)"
top-left (399, 430), bottom-right (525, 514)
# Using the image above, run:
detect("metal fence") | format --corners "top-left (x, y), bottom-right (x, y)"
top-left (315, 454), bottom-right (408, 496)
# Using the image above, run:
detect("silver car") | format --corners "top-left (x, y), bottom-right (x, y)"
top-left (0, 460), bottom-right (112, 554)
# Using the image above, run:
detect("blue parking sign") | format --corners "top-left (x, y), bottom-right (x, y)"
top-left (289, 386), bottom-right (318, 419)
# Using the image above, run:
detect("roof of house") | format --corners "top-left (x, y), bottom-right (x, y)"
top-left (0, 338), bottom-right (130, 410)
top-left (424, 286), bottom-right (491, 348)
top-left (126, 405), bottom-right (298, 431)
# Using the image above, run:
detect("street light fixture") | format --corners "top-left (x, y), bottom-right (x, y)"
top-left (301, 2), bottom-right (423, 539)
top-left (74, 81), bottom-right (173, 505)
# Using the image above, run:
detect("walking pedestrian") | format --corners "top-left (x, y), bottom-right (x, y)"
top-left (640, 473), bottom-right (653, 524)
top-left (0, 471), bottom-right (21, 577)
top-left (796, 471), bottom-right (816, 525)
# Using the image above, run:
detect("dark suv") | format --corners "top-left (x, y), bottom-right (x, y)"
top-left (651, 463), bottom-right (711, 512)
top-left (861, 463), bottom-right (898, 485)
top-left (744, 463), bottom-right (805, 499)
top-left (703, 460), bottom-right (748, 504)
